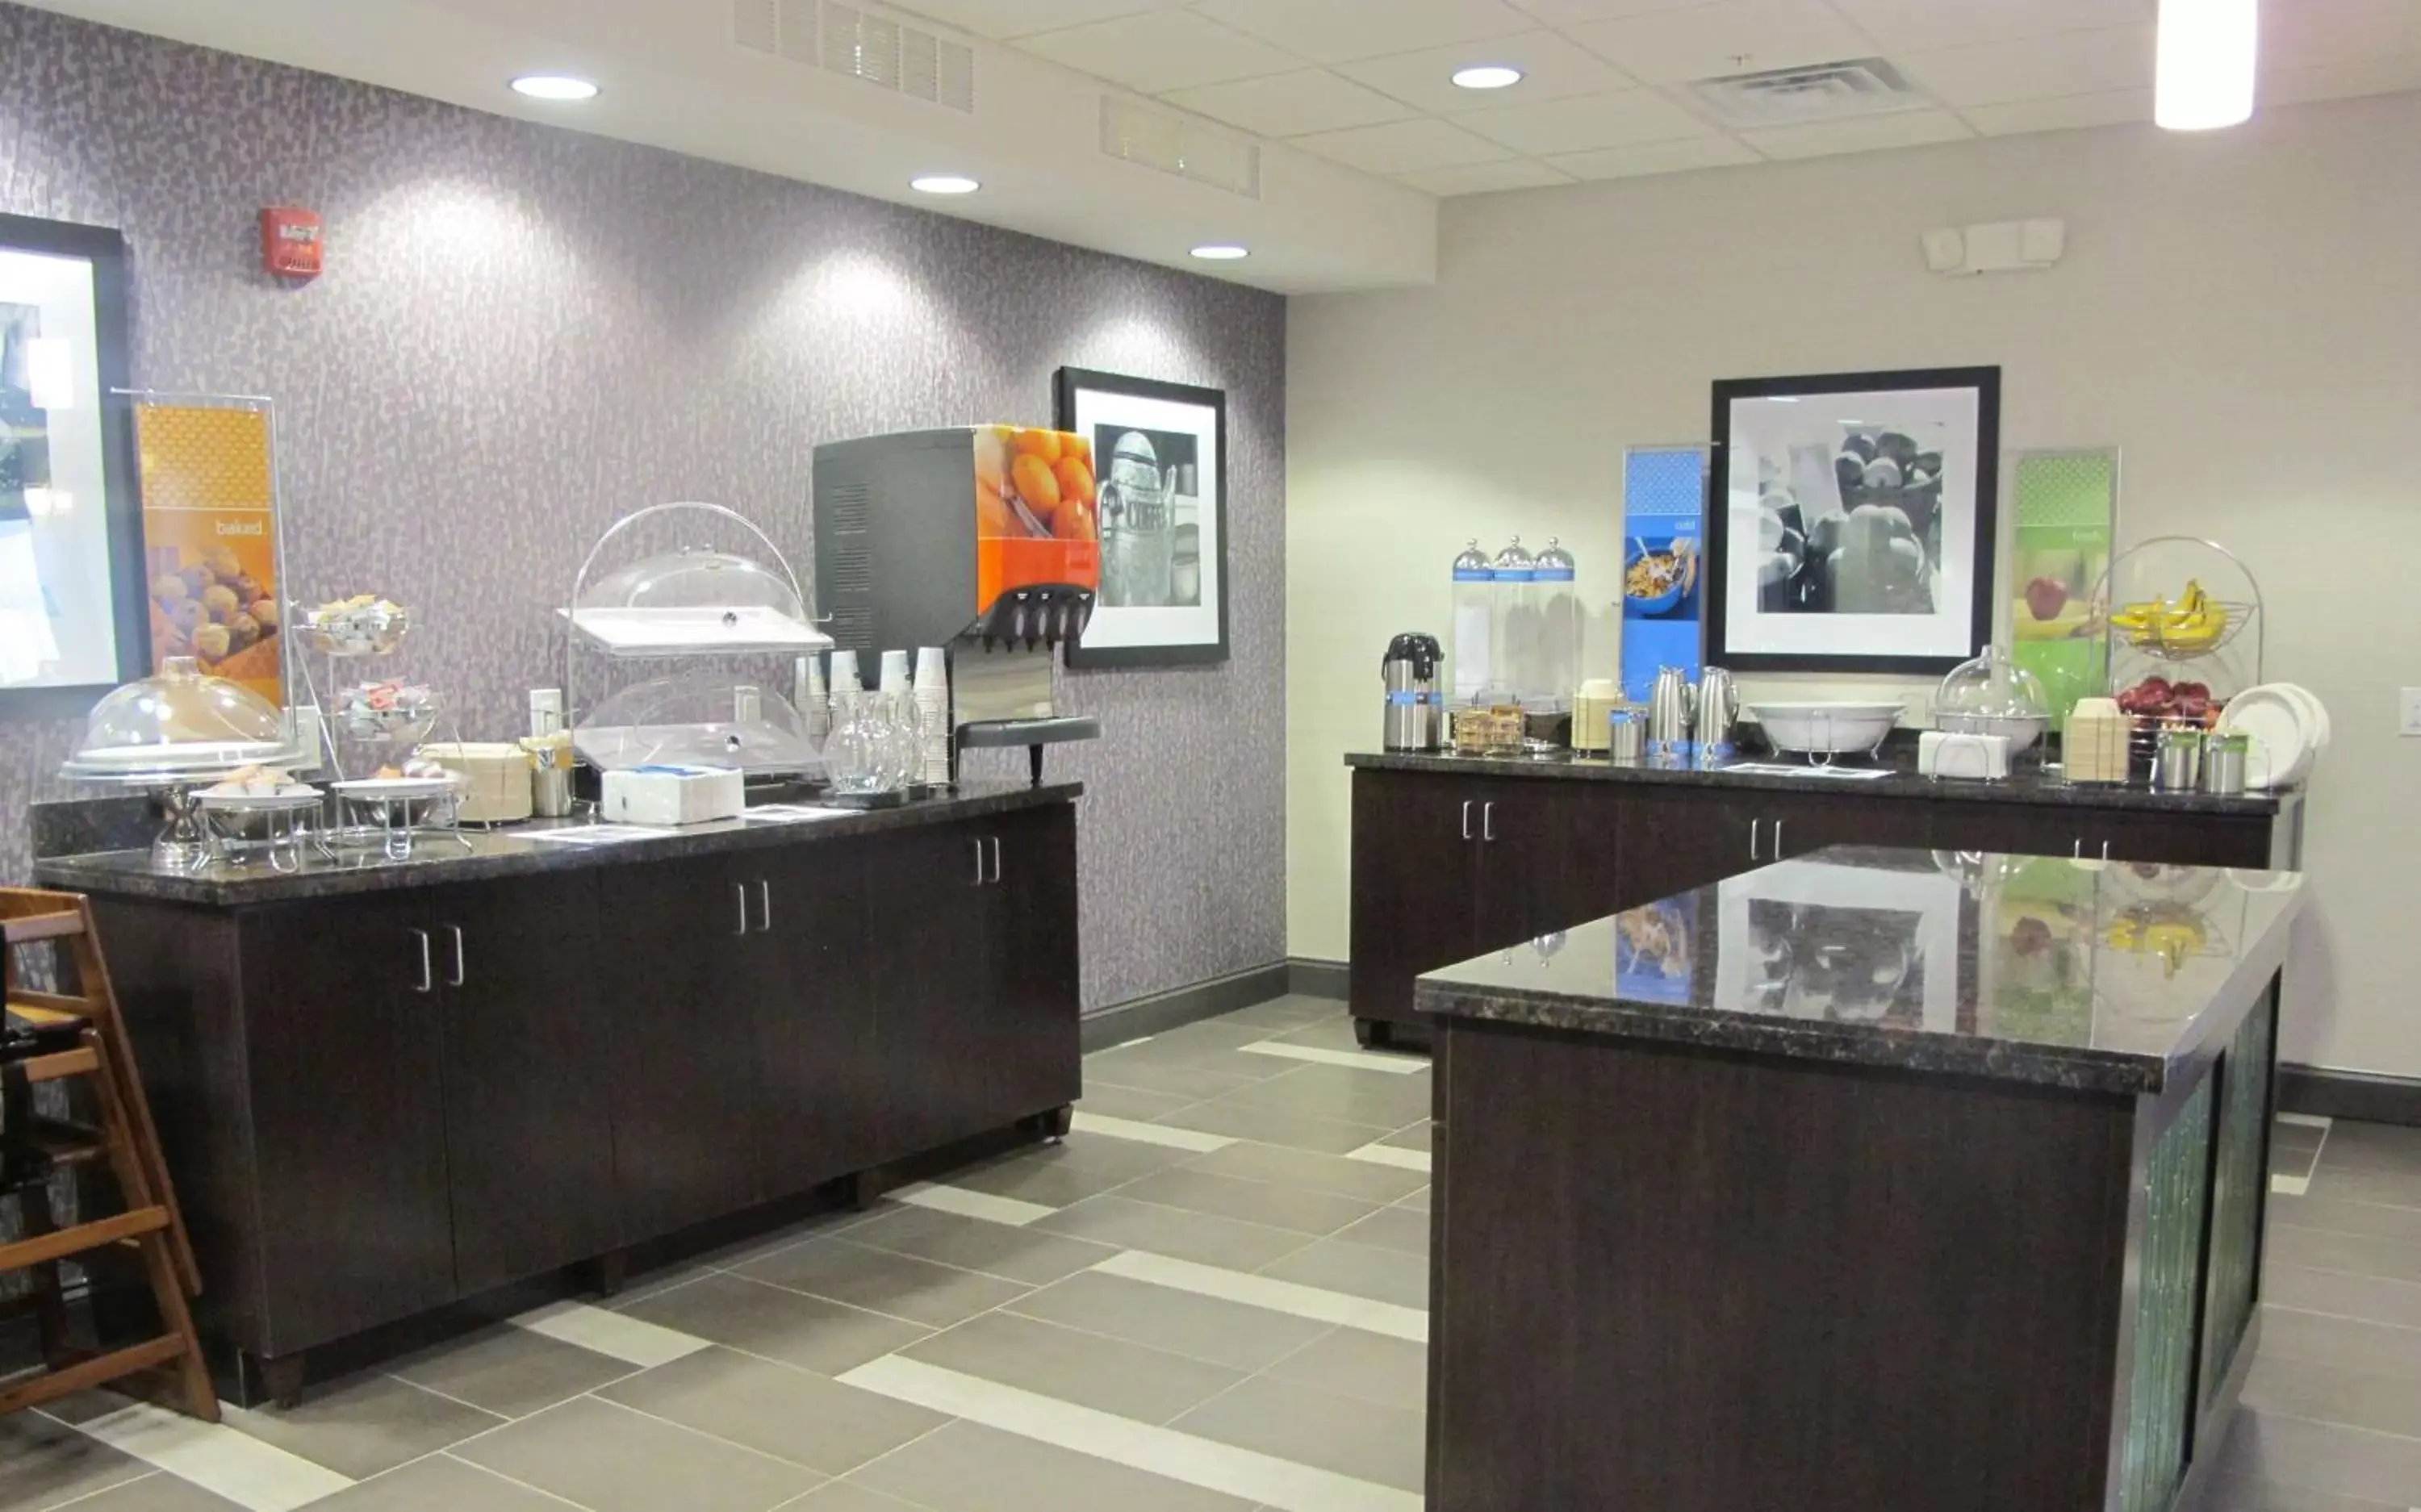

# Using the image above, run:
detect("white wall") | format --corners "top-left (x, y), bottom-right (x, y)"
top-left (1286, 92), bottom-right (2421, 1076)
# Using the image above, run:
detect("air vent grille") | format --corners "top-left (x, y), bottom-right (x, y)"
top-left (1688, 57), bottom-right (1925, 128)
top-left (732, 0), bottom-right (975, 115)
top-left (1101, 98), bottom-right (1261, 200)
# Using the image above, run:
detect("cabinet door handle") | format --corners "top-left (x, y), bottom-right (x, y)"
top-left (445, 925), bottom-right (466, 988)
top-left (758, 879), bottom-right (772, 933)
top-left (1749, 817), bottom-right (1762, 862)
top-left (972, 838), bottom-right (986, 887)
top-left (2101, 839), bottom-right (2112, 861)
top-left (410, 929), bottom-right (433, 993)
top-left (1772, 819), bottom-right (1786, 860)
top-left (989, 835), bottom-right (1003, 884)
top-left (1461, 800), bottom-right (1473, 841)
top-left (2073, 837), bottom-right (2084, 858)
top-left (735, 883), bottom-right (751, 936)
top-left (1482, 801), bottom-right (1496, 842)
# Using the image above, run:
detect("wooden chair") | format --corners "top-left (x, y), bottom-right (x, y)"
top-left (1, 890), bottom-right (215, 1422)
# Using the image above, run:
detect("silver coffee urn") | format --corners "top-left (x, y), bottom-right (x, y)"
top-left (1382, 633), bottom-right (1443, 752)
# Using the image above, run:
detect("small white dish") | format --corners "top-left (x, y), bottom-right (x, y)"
top-left (2217, 687), bottom-right (2313, 790)
top-left (331, 776), bottom-right (460, 800)
top-left (196, 787), bottom-right (321, 810)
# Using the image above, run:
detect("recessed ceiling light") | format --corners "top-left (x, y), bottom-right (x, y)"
top-left (1190, 244), bottom-right (1249, 261)
top-left (511, 74), bottom-right (600, 101)
top-left (1451, 65), bottom-right (1525, 90)
top-left (909, 175), bottom-right (981, 195)
top-left (2155, 0), bottom-right (2257, 130)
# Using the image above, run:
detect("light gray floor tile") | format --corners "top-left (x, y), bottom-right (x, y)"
top-left (1109, 1167), bottom-right (1382, 1236)
top-left (0, 1413), bottom-right (148, 1510)
top-left (1265, 1017), bottom-right (1372, 1053)
top-left (2276, 1147), bottom-right (2324, 1181)
top-left (1153, 1100), bottom-right (1397, 1157)
top-left (1264, 1327), bottom-right (1431, 1413)
top-left (611, 1257), bottom-right (725, 1305)
top-left (946, 1138), bottom-right (1194, 1207)
top-left (2307, 1164), bottom-right (2421, 1210)
top-left (899, 1309), bottom-right (1244, 1424)
top-left (848, 1418), bottom-right (1260, 1512)
top-left (2265, 1264), bottom-right (2421, 1331)
top-left (1177, 1142), bottom-right (1429, 1204)
top-left (2201, 1472), bottom-right (2406, 1511)
top-left (1082, 1053), bottom-right (1275, 1101)
top-left (690, 1209), bottom-right (889, 1273)
top-left (275, 1454), bottom-right (571, 1512)
top-left (1034, 1195), bottom-right (1314, 1272)
top-left (2260, 1305), bottom-right (2421, 1385)
top-left (1216, 1066), bottom-right (1435, 1130)
top-left (2268, 1194), bottom-right (2421, 1247)
top-left (2214, 1406), bottom-right (2421, 1508)
top-left (2273, 1122), bottom-right (2326, 1155)
top-left (1171, 1373), bottom-right (1426, 1493)
top-left (2315, 1122), bottom-right (2421, 1174)
top-left (738, 1239), bottom-right (1035, 1328)
top-left (2244, 1351), bottom-right (2421, 1439)
top-left (453, 1395), bottom-right (820, 1512)
top-left (1214, 996), bottom-right (1348, 1030)
top-left (783, 1482), bottom-right (932, 1512)
top-left (598, 1345), bottom-right (947, 1476)
top-left (1149, 1020), bottom-right (1298, 1054)
top-left (1377, 1121), bottom-right (1433, 1153)
top-left (838, 1205), bottom-right (1120, 1286)
top-left (225, 1369), bottom-right (506, 1479)
top-left (1331, 1205), bottom-right (1429, 1256)
top-left (1004, 1269), bottom-right (1332, 1372)
top-left (30, 1474), bottom-right (245, 1511)
top-left (1259, 1238), bottom-right (1432, 1309)
top-left (1074, 1083), bottom-right (1198, 1122)
top-left (2269, 1226), bottom-right (2421, 1287)
top-left (391, 1322), bottom-right (638, 1419)
top-left (620, 1272), bottom-right (932, 1376)
top-left (1394, 1185), bottom-right (1432, 1213)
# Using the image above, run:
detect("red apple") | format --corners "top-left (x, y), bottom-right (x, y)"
top-left (2025, 575), bottom-right (2069, 622)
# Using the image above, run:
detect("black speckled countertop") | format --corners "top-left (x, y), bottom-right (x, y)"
top-left (31, 782), bottom-right (1079, 907)
top-left (1348, 749), bottom-right (2293, 816)
top-left (1415, 846), bottom-right (2305, 1095)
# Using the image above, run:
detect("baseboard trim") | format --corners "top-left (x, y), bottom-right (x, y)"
top-left (1288, 957), bottom-right (1348, 1000)
top-left (2279, 1064), bottom-right (2421, 1128)
top-left (1081, 962), bottom-right (1292, 1053)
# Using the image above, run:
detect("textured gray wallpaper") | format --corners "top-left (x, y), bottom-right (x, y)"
top-left (0, 2), bottom-right (1285, 1012)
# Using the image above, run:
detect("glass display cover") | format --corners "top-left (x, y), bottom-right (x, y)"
top-left (575, 675), bottom-right (822, 776)
top-left (61, 654), bottom-right (300, 782)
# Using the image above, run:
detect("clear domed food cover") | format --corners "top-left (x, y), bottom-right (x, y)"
top-left (575, 676), bottom-right (823, 777)
top-left (61, 657), bottom-right (307, 783)
top-left (564, 533), bottom-right (831, 658)
top-left (1934, 644), bottom-right (2051, 753)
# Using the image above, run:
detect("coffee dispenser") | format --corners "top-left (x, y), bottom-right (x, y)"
top-left (1382, 633), bottom-right (1443, 752)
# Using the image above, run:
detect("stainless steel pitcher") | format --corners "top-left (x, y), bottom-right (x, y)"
top-left (1646, 666), bottom-right (1694, 760)
top-left (1696, 666), bottom-right (1741, 755)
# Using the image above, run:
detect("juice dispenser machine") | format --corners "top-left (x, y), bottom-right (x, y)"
top-left (812, 427), bottom-right (1102, 785)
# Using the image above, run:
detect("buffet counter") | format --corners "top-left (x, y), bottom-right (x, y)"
top-left (32, 784), bottom-right (1082, 1405)
top-left (1415, 846), bottom-right (2299, 1512)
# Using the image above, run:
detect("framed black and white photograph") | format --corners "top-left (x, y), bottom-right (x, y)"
top-left (1705, 366), bottom-right (2000, 675)
top-left (0, 212), bottom-right (144, 710)
top-left (1054, 365), bottom-right (1227, 668)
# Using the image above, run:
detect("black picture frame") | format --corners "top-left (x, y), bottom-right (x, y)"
top-left (1054, 365), bottom-right (1230, 669)
top-left (1704, 365), bottom-right (2001, 677)
top-left (0, 211), bottom-right (145, 717)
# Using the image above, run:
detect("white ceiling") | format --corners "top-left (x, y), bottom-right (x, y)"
top-left (892, 0), bottom-right (2421, 194)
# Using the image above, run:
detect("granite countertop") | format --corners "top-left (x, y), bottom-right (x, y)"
top-left (1414, 846), bottom-right (2306, 1095)
top-left (31, 781), bottom-right (1080, 907)
top-left (1347, 750), bottom-right (2291, 817)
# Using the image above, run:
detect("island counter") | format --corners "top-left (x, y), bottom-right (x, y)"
top-left (1415, 846), bottom-right (2302, 1512)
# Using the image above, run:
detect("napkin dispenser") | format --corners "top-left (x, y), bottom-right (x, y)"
top-left (1919, 730), bottom-right (2012, 782)
top-left (600, 764), bottom-right (745, 826)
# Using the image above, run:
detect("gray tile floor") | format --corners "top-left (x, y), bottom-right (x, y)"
top-left (2, 997), bottom-right (2415, 1511)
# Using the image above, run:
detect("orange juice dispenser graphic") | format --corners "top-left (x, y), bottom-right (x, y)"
top-left (812, 427), bottom-right (1102, 784)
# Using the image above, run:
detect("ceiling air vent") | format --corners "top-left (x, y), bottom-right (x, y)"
top-left (1687, 57), bottom-right (1926, 128)
top-left (732, 0), bottom-right (976, 115)
top-left (1101, 98), bottom-right (1261, 200)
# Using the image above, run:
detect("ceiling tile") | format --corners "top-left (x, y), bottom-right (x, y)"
top-left (1566, 0), bottom-right (1884, 84)
top-left (883, 0), bottom-right (1185, 40)
top-left (1163, 69), bottom-right (1418, 136)
top-left (1545, 135), bottom-right (1765, 178)
top-left (1398, 158), bottom-right (1578, 194)
top-left (1456, 87), bottom-right (1714, 152)
top-left (1192, 0), bottom-right (1536, 65)
top-left (1825, 0), bottom-right (2150, 54)
top-left (1336, 29), bottom-right (1635, 112)
top-left (1738, 107), bottom-right (1974, 157)
top-left (2260, 0), bottom-right (2418, 72)
top-left (2260, 50), bottom-right (2421, 107)
top-left (1021, 10), bottom-right (1304, 93)
top-left (1506, 0), bottom-right (1721, 23)
top-left (1898, 24), bottom-right (2156, 107)
top-left (1290, 117), bottom-right (1516, 173)
top-left (1959, 87), bottom-right (2154, 136)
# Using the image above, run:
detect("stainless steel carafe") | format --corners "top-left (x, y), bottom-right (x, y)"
top-left (1645, 666), bottom-right (1694, 760)
top-left (1382, 633), bottom-right (1444, 752)
top-left (1696, 666), bottom-right (1741, 756)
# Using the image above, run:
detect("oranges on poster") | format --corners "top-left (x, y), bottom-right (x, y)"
top-left (1010, 453), bottom-right (1061, 523)
top-left (1052, 457), bottom-right (1094, 510)
top-left (977, 482), bottom-right (1018, 539)
top-left (1052, 497), bottom-right (1098, 542)
top-left (1011, 428), bottom-right (1063, 466)
top-left (974, 426), bottom-right (1011, 495)
top-left (1064, 433), bottom-right (1091, 467)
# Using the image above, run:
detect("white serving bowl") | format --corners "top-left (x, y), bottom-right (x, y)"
top-left (1935, 710), bottom-right (2049, 755)
top-left (1748, 701), bottom-right (1905, 756)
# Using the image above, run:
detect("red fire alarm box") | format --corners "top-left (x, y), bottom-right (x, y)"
top-left (259, 207), bottom-right (322, 278)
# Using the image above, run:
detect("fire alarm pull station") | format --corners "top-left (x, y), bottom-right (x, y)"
top-left (260, 207), bottom-right (322, 278)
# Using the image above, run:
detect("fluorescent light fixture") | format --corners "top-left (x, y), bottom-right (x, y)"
top-left (2155, 0), bottom-right (2257, 131)
top-left (909, 175), bottom-right (981, 195)
top-left (511, 74), bottom-right (600, 101)
top-left (1451, 65), bottom-right (1524, 90)
top-left (1190, 244), bottom-right (1248, 261)
top-left (23, 338), bottom-right (72, 411)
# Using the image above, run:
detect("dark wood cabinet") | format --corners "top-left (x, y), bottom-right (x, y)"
top-left (986, 805), bottom-right (1083, 1134)
top-left (1615, 787), bottom-right (1752, 910)
top-left (748, 842), bottom-right (884, 1196)
top-left (1348, 775), bottom-right (1485, 1033)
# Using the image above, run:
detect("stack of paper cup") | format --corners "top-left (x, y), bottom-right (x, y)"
top-left (797, 655), bottom-right (830, 747)
top-left (879, 649), bottom-right (911, 695)
top-left (829, 649), bottom-right (862, 704)
top-left (914, 645), bottom-right (951, 785)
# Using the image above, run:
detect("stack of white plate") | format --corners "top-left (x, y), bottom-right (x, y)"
top-left (2216, 683), bottom-right (2329, 790)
